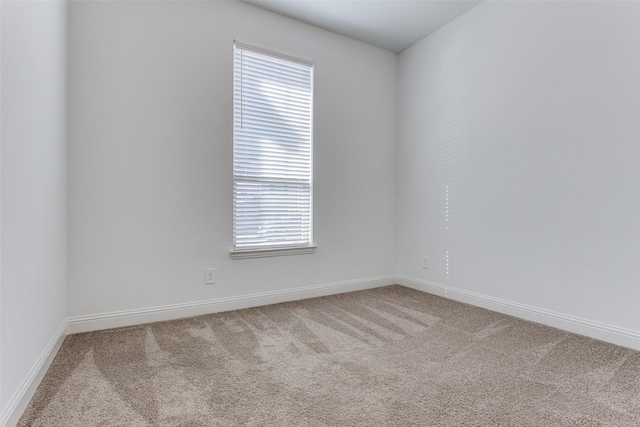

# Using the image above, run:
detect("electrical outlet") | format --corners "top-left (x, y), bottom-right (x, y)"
top-left (205, 268), bottom-right (216, 284)
top-left (422, 256), bottom-right (429, 269)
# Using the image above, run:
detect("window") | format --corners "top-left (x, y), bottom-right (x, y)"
top-left (231, 42), bottom-right (315, 259)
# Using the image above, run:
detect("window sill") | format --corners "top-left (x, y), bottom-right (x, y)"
top-left (230, 245), bottom-right (317, 260)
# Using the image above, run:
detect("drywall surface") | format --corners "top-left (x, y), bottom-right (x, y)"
top-left (1, 0), bottom-right (68, 416)
top-left (67, 1), bottom-right (397, 316)
top-left (397, 1), bottom-right (640, 332)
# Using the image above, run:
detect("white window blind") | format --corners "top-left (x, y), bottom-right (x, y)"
top-left (233, 43), bottom-right (314, 254)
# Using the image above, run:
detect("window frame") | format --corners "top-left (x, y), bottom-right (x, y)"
top-left (230, 42), bottom-right (316, 259)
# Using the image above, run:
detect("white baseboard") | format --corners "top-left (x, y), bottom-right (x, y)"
top-left (67, 275), bottom-right (397, 334)
top-left (1, 319), bottom-right (68, 427)
top-left (397, 275), bottom-right (640, 351)
top-left (59, 274), bottom-right (640, 350)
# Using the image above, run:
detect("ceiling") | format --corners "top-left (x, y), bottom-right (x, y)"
top-left (241, 0), bottom-right (482, 53)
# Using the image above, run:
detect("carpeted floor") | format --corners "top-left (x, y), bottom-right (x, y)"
top-left (18, 285), bottom-right (640, 426)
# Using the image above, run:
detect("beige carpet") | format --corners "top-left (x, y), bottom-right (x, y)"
top-left (18, 285), bottom-right (640, 426)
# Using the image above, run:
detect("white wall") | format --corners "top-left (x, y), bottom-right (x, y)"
top-left (1, 0), bottom-right (68, 420)
top-left (67, 1), bottom-right (397, 317)
top-left (398, 1), bottom-right (640, 337)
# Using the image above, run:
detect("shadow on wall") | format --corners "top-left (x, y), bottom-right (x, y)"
top-left (438, 30), bottom-right (470, 280)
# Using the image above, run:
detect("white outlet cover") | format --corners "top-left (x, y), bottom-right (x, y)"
top-left (422, 256), bottom-right (429, 269)
top-left (205, 268), bottom-right (216, 284)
